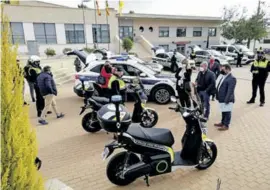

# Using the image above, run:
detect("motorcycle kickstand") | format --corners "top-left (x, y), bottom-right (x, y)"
top-left (144, 175), bottom-right (150, 187)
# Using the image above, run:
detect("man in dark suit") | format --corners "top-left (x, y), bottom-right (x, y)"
top-left (215, 64), bottom-right (237, 131)
top-left (196, 61), bottom-right (216, 120)
top-left (208, 56), bottom-right (220, 101)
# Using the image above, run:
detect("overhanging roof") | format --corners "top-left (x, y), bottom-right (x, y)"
top-left (118, 13), bottom-right (222, 22)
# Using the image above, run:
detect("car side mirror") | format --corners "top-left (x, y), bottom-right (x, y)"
top-left (139, 73), bottom-right (147, 78)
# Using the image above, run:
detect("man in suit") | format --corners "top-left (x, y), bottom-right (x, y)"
top-left (215, 64), bottom-right (237, 131)
top-left (196, 61), bottom-right (216, 120)
top-left (208, 56), bottom-right (220, 101)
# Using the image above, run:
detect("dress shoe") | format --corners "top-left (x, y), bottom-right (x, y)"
top-left (218, 125), bottom-right (229, 131)
top-left (214, 123), bottom-right (223, 127)
top-left (247, 100), bottom-right (255, 104)
top-left (259, 102), bottom-right (265, 107)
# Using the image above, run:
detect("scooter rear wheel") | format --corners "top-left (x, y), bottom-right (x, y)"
top-left (140, 109), bottom-right (158, 128)
top-left (107, 152), bottom-right (140, 186)
top-left (196, 141), bottom-right (217, 170)
top-left (81, 112), bottom-right (101, 133)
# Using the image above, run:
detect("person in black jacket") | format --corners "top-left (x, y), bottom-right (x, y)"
top-left (175, 59), bottom-right (193, 108)
top-left (236, 49), bottom-right (243, 67)
top-left (37, 66), bottom-right (64, 125)
top-left (190, 50), bottom-right (196, 60)
top-left (170, 51), bottom-right (177, 72)
top-left (247, 52), bottom-right (270, 107)
top-left (208, 56), bottom-right (220, 101)
top-left (195, 61), bottom-right (216, 119)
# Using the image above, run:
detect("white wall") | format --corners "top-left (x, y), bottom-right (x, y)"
top-left (23, 23), bottom-right (35, 41)
top-left (55, 24), bottom-right (66, 44)
top-left (85, 24), bottom-right (93, 44)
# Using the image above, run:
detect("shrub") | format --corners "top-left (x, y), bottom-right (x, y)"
top-left (44, 48), bottom-right (56, 57)
top-left (1, 11), bottom-right (43, 190)
top-left (122, 37), bottom-right (133, 53)
top-left (63, 48), bottom-right (72, 54)
top-left (83, 47), bottom-right (94, 54)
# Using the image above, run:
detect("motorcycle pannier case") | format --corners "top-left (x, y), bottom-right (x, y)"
top-left (97, 104), bottom-right (132, 132)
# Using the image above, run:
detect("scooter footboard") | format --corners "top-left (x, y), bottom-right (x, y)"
top-left (149, 154), bottom-right (172, 176)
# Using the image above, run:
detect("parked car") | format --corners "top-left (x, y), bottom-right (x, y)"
top-left (194, 49), bottom-right (235, 65)
top-left (92, 48), bottom-right (113, 59)
top-left (109, 54), bottom-right (163, 73)
top-left (152, 51), bottom-right (192, 72)
top-left (73, 59), bottom-right (177, 104)
top-left (210, 44), bottom-right (255, 65)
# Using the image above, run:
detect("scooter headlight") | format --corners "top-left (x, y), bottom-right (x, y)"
top-left (183, 112), bottom-right (190, 118)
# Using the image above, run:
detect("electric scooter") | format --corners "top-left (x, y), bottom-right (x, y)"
top-left (79, 76), bottom-right (158, 133)
top-left (98, 95), bottom-right (217, 186)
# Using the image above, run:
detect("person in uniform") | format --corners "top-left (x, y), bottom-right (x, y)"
top-left (247, 52), bottom-right (270, 107)
top-left (190, 50), bottom-right (196, 60)
top-left (236, 48), bottom-right (243, 67)
top-left (108, 67), bottom-right (126, 103)
top-left (170, 51), bottom-right (177, 72)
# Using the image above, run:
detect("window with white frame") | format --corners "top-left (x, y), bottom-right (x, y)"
top-left (193, 27), bottom-right (202, 37)
top-left (10, 22), bottom-right (25, 44)
top-left (176, 27), bottom-right (186, 37)
top-left (208, 27), bottom-right (217, 36)
top-left (33, 23), bottom-right (57, 44)
top-left (92, 24), bottom-right (110, 43)
top-left (159, 27), bottom-right (169, 37)
top-left (65, 24), bottom-right (85, 44)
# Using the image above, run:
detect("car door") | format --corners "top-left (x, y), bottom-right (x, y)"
top-left (195, 51), bottom-right (203, 64)
top-left (163, 53), bottom-right (171, 68)
top-left (153, 53), bottom-right (167, 67)
top-left (227, 46), bottom-right (238, 59)
top-left (203, 51), bottom-right (211, 62)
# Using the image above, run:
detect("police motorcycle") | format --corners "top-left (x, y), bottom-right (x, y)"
top-left (98, 94), bottom-right (217, 186)
top-left (79, 75), bottom-right (158, 133)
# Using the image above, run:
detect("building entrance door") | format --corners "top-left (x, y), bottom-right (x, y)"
top-left (176, 44), bottom-right (185, 54)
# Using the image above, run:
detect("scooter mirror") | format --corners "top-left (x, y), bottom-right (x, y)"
top-left (170, 96), bottom-right (177, 103)
top-left (183, 112), bottom-right (190, 118)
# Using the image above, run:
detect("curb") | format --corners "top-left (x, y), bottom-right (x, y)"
top-left (45, 179), bottom-right (73, 190)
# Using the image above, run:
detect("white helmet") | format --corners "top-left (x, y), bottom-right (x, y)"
top-left (29, 55), bottom-right (41, 63)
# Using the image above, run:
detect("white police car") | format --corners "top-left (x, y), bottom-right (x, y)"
top-left (74, 58), bottom-right (176, 104)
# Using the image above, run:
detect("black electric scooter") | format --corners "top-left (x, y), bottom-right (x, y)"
top-left (100, 95), bottom-right (217, 186)
top-left (79, 76), bottom-right (158, 133)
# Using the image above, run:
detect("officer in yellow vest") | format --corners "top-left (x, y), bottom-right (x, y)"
top-left (108, 67), bottom-right (126, 103)
top-left (247, 52), bottom-right (270, 107)
top-left (190, 49), bottom-right (196, 60)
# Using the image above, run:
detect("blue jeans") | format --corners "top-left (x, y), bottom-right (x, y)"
top-left (199, 91), bottom-right (210, 119)
top-left (222, 112), bottom-right (231, 128)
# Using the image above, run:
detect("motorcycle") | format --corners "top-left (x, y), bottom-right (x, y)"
top-left (79, 76), bottom-right (158, 133)
top-left (98, 95), bottom-right (217, 186)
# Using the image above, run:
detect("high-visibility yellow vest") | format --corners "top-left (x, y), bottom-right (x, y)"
top-left (252, 60), bottom-right (268, 74)
top-left (108, 75), bottom-right (126, 90)
top-left (28, 66), bottom-right (41, 76)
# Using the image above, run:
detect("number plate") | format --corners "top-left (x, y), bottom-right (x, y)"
top-left (101, 147), bottom-right (109, 160)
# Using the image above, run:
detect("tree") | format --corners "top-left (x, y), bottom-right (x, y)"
top-left (1, 6), bottom-right (43, 190)
top-left (122, 37), bottom-right (133, 53)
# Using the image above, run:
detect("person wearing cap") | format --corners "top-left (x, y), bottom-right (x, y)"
top-left (108, 66), bottom-right (126, 103)
top-left (37, 66), bottom-right (64, 125)
top-left (247, 51), bottom-right (270, 107)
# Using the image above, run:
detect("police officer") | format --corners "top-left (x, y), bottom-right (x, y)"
top-left (190, 49), bottom-right (196, 60)
top-left (257, 47), bottom-right (263, 54)
top-left (236, 48), bottom-right (243, 67)
top-left (247, 52), bottom-right (270, 107)
top-left (108, 67), bottom-right (126, 103)
top-left (171, 51), bottom-right (177, 73)
top-left (26, 56), bottom-right (47, 116)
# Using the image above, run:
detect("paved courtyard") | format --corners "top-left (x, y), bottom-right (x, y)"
top-left (29, 66), bottom-right (270, 190)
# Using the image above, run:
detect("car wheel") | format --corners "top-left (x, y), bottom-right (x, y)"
top-left (152, 86), bottom-right (172, 104)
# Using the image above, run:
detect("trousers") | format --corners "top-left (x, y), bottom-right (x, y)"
top-left (251, 76), bottom-right (268, 103)
top-left (199, 91), bottom-right (210, 119)
top-left (222, 112), bottom-right (232, 128)
top-left (177, 88), bottom-right (191, 108)
top-left (40, 94), bottom-right (59, 120)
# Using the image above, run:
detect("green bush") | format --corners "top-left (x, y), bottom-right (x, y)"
top-left (62, 48), bottom-right (72, 54)
top-left (83, 47), bottom-right (94, 54)
top-left (122, 37), bottom-right (133, 53)
top-left (44, 48), bottom-right (56, 57)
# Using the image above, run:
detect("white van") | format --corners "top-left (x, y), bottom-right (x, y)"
top-left (210, 44), bottom-right (255, 65)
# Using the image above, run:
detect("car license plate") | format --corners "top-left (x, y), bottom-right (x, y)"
top-left (102, 147), bottom-right (109, 160)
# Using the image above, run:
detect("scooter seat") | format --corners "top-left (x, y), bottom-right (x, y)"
top-left (126, 124), bottom-right (174, 147)
top-left (91, 96), bottom-right (110, 104)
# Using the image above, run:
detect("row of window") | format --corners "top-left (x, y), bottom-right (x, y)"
top-left (159, 27), bottom-right (217, 37)
top-left (9, 22), bottom-right (110, 44)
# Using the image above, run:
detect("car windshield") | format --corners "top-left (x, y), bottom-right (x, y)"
top-left (136, 64), bottom-right (157, 75)
top-left (168, 52), bottom-right (185, 59)
top-left (208, 50), bottom-right (222, 56)
top-left (131, 56), bottom-right (145, 64)
top-left (234, 45), bottom-right (251, 52)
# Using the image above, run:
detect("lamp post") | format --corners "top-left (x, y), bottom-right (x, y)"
top-left (81, 0), bottom-right (90, 48)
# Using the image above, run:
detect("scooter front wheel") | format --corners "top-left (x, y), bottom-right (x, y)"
top-left (196, 141), bottom-right (217, 170)
top-left (107, 152), bottom-right (140, 186)
top-left (140, 109), bottom-right (158, 128)
top-left (81, 112), bottom-right (101, 133)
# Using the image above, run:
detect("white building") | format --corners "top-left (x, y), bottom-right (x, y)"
top-left (2, 0), bottom-right (222, 57)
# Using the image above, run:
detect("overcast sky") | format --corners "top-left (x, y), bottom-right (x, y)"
top-left (41, 0), bottom-right (270, 17)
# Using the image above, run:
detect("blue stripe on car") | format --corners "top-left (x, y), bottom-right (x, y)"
top-left (141, 79), bottom-right (160, 85)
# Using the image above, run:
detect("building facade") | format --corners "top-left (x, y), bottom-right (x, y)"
top-left (2, 1), bottom-right (222, 56)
